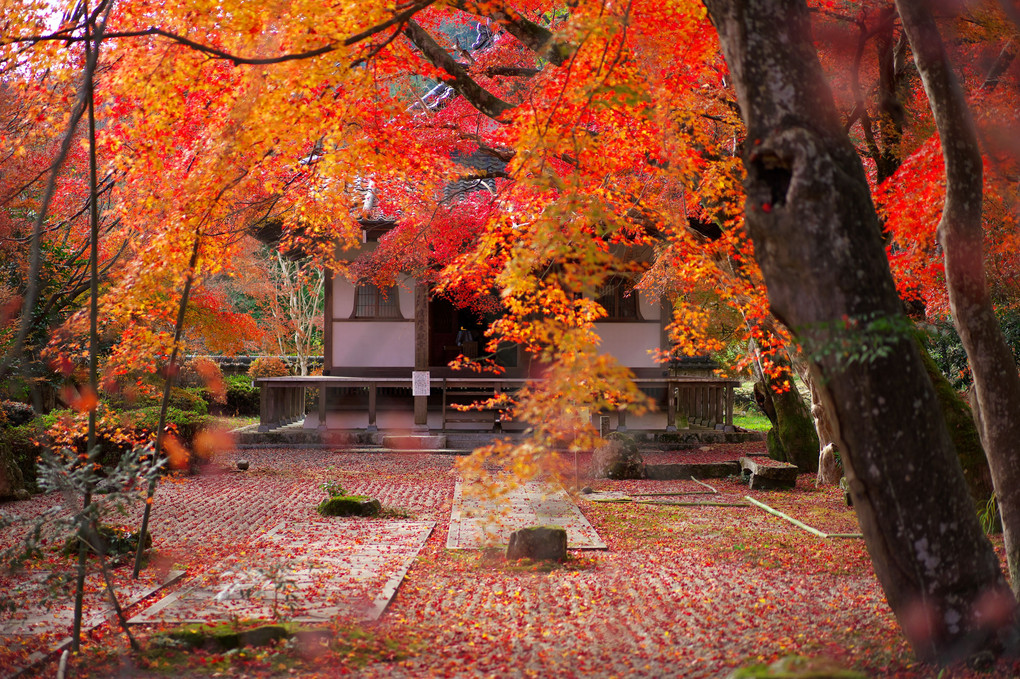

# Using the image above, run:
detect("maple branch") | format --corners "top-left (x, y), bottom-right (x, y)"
top-left (452, 1), bottom-right (569, 66)
top-left (39, 235), bottom-right (127, 324)
top-left (981, 38), bottom-right (1016, 92)
top-left (404, 21), bottom-right (514, 119)
top-left (6, 0), bottom-right (437, 67)
top-left (342, 0), bottom-right (437, 48)
top-left (482, 65), bottom-right (541, 77)
top-left (845, 18), bottom-right (884, 175)
top-left (455, 170), bottom-right (510, 182)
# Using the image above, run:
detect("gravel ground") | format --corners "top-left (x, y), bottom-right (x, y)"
top-left (2, 444), bottom-right (1017, 678)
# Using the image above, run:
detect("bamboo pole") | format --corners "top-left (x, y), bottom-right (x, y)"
top-left (745, 496), bottom-right (863, 539)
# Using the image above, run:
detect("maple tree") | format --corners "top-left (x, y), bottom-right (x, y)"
top-left (233, 240), bottom-right (324, 375)
top-left (2, 0), bottom-right (1020, 665)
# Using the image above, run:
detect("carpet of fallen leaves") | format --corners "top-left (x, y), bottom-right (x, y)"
top-left (2, 442), bottom-right (1019, 678)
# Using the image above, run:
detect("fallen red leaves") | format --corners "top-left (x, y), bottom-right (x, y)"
top-left (2, 445), bottom-right (1017, 678)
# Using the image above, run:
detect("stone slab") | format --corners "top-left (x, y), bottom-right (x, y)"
top-left (0, 570), bottom-right (184, 679)
top-left (740, 456), bottom-right (798, 490)
top-left (447, 481), bottom-right (606, 550)
top-left (0, 569), bottom-right (184, 638)
top-left (645, 462), bottom-right (741, 480)
top-left (130, 520), bottom-right (434, 624)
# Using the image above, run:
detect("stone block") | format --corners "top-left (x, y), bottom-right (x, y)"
top-left (592, 434), bottom-right (645, 479)
top-left (506, 526), bottom-right (567, 561)
top-left (382, 434), bottom-right (447, 450)
top-left (740, 456), bottom-right (798, 490)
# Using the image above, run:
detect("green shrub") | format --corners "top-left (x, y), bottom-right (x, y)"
top-left (168, 387), bottom-right (208, 416)
top-left (2, 423), bottom-right (43, 491)
top-left (249, 356), bottom-right (290, 379)
top-left (128, 407), bottom-right (211, 445)
top-left (41, 407), bottom-right (145, 467)
top-left (223, 374), bottom-right (260, 416)
top-left (62, 523), bottom-right (153, 557)
top-left (109, 386), bottom-right (208, 416)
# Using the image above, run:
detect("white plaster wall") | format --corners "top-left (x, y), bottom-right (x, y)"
top-left (331, 321), bottom-right (414, 367)
top-left (333, 278), bottom-right (356, 318)
top-left (637, 290), bottom-right (661, 321)
top-left (397, 275), bottom-right (414, 318)
top-left (594, 322), bottom-right (661, 368)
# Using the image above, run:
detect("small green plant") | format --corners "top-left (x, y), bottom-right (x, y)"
top-left (322, 479), bottom-right (346, 497)
top-left (800, 312), bottom-right (916, 374)
top-left (979, 493), bottom-right (1001, 535)
top-left (255, 560), bottom-right (303, 622)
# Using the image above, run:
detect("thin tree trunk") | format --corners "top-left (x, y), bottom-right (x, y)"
top-left (702, 0), bottom-right (1016, 663)
top-left (896, 0), bottom-right (1020, 595)
top-left (132, 236), bottom-right (201, 578)
top-left (73, 0), bottom-right (113, 652)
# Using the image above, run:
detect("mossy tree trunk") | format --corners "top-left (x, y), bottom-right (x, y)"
top-left (915, 336), bottom-right (994, 517)
top-left (752, 351), bottom-right (819, 473)
top-left (702, 0), bottom-right (1018, 661)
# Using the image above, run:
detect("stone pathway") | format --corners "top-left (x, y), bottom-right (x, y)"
top-left (131, 519), bottom-right (434, 624)
top-left (0, 570), bottom-right (183, 638)
top-left (0, 570), bottom-right (183, 679)
top-left (446, 480), bottom-right (606, 550)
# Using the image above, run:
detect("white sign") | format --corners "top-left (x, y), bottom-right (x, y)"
top-left (412, 371), bottom-right (431, 396)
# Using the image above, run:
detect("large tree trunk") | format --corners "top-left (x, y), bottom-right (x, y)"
top-left (895, 0), bottom-right (1020, 597)
top-left (702, 0), bottom-right (1017, 663)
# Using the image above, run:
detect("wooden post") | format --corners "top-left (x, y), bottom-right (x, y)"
top-left (726, 383), bottom-right (734, 426)
top-left (259, 380), bottom-right (271, 432)
top-left (367, 382), bottom-right (378, 431)
top-left (318, 379), bottom-right (327, 431)
top-left (666, 381), bottom-right (677, 432)
top-left (323, 269), bottom-right (333, 374)
top-left (413, 281), bottom-right (429, 431)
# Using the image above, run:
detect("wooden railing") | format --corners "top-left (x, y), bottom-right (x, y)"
top-left (256, 375), bottom-right (740, 433)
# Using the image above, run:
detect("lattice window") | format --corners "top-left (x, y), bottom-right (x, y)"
top-left (595, 277), bottom-right (639, 320)
top-left (353, 283), bottom-right (402, 319)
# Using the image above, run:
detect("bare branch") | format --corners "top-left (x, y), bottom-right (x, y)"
top-left (482, 65), bottom-right (540, 77)
top-left (404, 20), bottom-right (514, 119)
top-left (451, 0), bottom-right (570, 66)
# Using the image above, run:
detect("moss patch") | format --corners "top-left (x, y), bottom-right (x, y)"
top-left (316, 495), bottom-right (381, 517)
top-left (729, 655), bottom-right (866, 678)
top-left (161, 622), bottom-right (328, 651)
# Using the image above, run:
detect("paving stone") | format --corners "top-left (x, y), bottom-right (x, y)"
top-left (0, 570), bottom-right (183, 638)
top-left (446, 481), bottom-right (606, 550)
top-left (131, 520), bottom-right (434, 624)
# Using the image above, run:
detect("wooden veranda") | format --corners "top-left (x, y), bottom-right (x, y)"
top-left (256, 375), bottom-right (741, 434)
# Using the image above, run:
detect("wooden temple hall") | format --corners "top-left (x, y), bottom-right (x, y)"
top-left (256, 228), bottom-right (741, 439)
